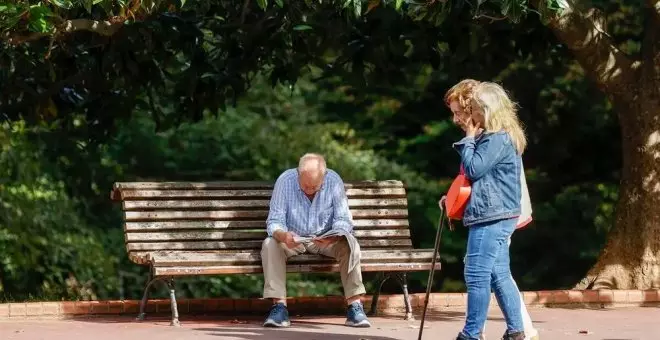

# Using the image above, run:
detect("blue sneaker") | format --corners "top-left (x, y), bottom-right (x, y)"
top-left (345, 301), bottom-right (371, 327)
top-left (263, 302), bottom-right (290, 327)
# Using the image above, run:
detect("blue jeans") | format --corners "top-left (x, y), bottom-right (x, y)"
top-left (461, 218), bottom-right (523, 339)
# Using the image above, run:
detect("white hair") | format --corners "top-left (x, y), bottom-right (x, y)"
top-left (298, 153), bottom-right (327, 176)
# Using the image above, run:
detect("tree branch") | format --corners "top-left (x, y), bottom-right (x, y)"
top-left (534, 0), bottom-right (635, 94)
top-left (3, 18), bottom-right (124, 44)
top-left (61, 18), bottom-right (124, 36)
top-left (240, 0), bottom-right (251, 24)
top-left (2, 31), bottom-right (49, 45)
top-left (7, 72), bottom-right (91, 115)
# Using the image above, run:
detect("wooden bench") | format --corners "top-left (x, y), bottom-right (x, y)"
top-left (110, 180), bottom-right (440, 326)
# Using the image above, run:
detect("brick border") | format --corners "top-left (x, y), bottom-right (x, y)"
top-left (1, 290), bottom-right (658, 320)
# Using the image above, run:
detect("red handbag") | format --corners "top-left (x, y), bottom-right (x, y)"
top-left (445, 166), bottom-right (471, 220)
top-left (443, 162), bottom-right (533, 228)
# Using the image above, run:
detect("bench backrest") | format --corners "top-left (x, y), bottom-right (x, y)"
top-left (111, 180), bottom-right (411, 264)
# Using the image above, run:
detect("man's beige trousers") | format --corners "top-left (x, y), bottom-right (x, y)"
top-left (261, 237), bottom-right (366, 299)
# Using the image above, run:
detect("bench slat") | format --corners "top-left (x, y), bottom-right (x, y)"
top-left (124, 200), bottom-right (270, 210)
top-left (124, 208), bottom-right (408, 221)
top-left (124, 229), bottom-right (410, 242)
top-left (153, 262), bottom-right (440, 276)
top-left (151, 249), bottom-right (436, 266)
top-left (117, 188), bottom-right (406, 200)
top-left (122, 198), bottom-right (408, 210)
top-left (113, 180), bottom-right (403, 191)
top-left (124, 210), bottom-right (268, 221)
top-left (126, 239), bottom-right (413, 252)
top-left (124, 219), bottom-right (409, 231)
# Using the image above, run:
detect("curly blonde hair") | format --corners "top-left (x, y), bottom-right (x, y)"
top-left (471, 82), bottom-right (527, 154)
top-left (444, 79), bottom-right (481, 112)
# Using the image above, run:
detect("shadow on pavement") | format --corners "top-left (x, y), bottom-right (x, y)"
top-left (57, 308), bottom-right (507, 326)
top-left (195, 324), bottom-right (403, 340)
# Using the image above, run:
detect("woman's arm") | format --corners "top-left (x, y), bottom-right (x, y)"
top-left (453, 133), bottom-right (507, 181)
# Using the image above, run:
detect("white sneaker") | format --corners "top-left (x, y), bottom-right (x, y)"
top-left (526, 329), bottom-right (539, 340)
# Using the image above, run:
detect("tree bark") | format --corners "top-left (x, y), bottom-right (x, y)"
top-left (649, 0), bottom-right (660, 22)
top-left (543, 0), bottom-right (635, 95)
top-left (543, 0), bottom-right (660, 289)
top-left (575, 77), bottom-right (660, 290)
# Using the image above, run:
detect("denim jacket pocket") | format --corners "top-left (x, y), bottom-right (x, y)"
top-left (482, 182), bottom-right (504, 212)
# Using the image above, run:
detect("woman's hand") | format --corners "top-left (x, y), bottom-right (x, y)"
top-left (465, 118), bottom-right (481, 137)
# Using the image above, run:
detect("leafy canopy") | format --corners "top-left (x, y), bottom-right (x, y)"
top-left (1, 0), bottom-right (562, 136)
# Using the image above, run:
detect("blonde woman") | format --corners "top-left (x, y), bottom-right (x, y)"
top-left (444, 81), bottom-right (534, 340)
top-left (445, 81), bottom-right (539, 340)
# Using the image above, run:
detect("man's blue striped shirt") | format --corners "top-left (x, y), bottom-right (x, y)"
top-left (266, 168), bottom-right (354, 237)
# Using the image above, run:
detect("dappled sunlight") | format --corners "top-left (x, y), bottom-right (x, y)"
top-left (646, 130), bottom-right (660, 163)
top-left (647, 131), bottom-right (660, 148)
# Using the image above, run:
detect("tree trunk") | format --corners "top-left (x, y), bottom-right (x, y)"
top-left (575, 80), bottom-right (660, 289)
top-left (541, 0), bottom-right (660, 290)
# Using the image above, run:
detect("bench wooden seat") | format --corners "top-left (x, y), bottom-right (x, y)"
top-left (111, 180), bottom-right (440, 326)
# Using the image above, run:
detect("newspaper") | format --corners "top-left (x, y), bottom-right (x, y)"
top-left (293, 229), bottom-right (360, 274)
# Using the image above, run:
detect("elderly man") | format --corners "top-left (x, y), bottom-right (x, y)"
top-left (261, 153), bottom-right (370, 328)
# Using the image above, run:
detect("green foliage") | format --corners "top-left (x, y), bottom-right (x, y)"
top-left (0, 122), bottom-right (118, 301)
top-left (2, 0), bottom-right (335, 133)
top-left (511, 182), bottom-right (617, 289)
top-left (0, 0), bottom-right (644, 141)
top-left (0, 0), bottom-right (559, 136)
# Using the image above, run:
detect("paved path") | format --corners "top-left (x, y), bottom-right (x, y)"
top-left (1, 307), bottom-right (658, 340)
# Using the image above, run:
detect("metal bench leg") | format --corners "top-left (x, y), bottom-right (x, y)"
top-left (137, 272), bottom-right (160, 321)
top-left (369, 272), bottom-right (392, 316)
top-left (394, 272), bottom-right (415, 321)
top-left (166, 278), bottom-right (180, 327)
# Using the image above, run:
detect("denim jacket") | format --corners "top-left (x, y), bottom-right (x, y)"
top-left (452, 130), bottom-right (521, 226)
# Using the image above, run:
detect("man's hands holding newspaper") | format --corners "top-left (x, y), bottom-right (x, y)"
top-left (274, 230), bottom-right (342, 249)
top-left (274, 230), bottom-right (300, 249)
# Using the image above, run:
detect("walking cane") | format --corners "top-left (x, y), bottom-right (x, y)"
top-left (417, 196), bottom-right (448, 340)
